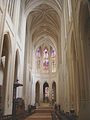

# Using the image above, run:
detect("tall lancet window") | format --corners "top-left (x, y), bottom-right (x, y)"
top-left (51, 48), bottom-right (56, 72)
top-left (36, 47), bottom-right (41, 72)
top-left (43, 48), bottom-right (49, 73)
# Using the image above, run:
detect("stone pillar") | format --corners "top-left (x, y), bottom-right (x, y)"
top-left (31, 79), bottom-right (35, 105)
top-left (76, 26), bottom-right (90, 120)
top-left (40, 81), bottom-right (43, 103)
top-left (49, 81), bottom-right (52, 103)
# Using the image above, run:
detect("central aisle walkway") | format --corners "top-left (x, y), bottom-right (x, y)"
top-left (25, 103), bottom-right (53, 120)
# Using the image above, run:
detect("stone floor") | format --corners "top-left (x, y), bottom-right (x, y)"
top-left (25, 103), bottom-right (52, 120)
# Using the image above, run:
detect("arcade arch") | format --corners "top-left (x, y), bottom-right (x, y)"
top-left (35, 81), bottom-right (40, 105)
top-left (43, 82), bottom-right (49, 103)
top-left (0, 33), bottom-right (12, 114)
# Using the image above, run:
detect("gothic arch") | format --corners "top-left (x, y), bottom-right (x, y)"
top-left (43, 82), bottom-right (49, 102)
top-left (35, 81), bottom-right (40, 105)
top-left (0, 33), bottom-right (12, 114)
top-left (25, 0), bottom-right (62, 18)
top-left (26, 3), bottom-right (61, 45)
top-left (34, 36), bottom-right (57, 53)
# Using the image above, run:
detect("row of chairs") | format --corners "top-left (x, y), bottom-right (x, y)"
top-left (51, 104), bottom-right (78, 120)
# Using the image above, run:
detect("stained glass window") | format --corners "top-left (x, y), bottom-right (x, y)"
top-left (43, 48), bottom-right (49, 72)
top-left (51, 48), bottom-right (56, 72)
top-left (36, 47), bottom-right (41, 71)
top-left (35, 45), bottom-right (56, 73)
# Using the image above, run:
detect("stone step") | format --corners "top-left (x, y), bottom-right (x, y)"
top-left (35, 109), bottom-right (52, 113)
top-left (38, 106), bottom-right (53, 109)
top-left (25, 106), bottom-right (52, 120)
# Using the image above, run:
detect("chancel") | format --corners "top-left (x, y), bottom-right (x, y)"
top-left (0, 0), bottom-right (90, 120)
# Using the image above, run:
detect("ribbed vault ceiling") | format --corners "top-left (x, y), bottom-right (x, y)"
top-left (27, 4), bottom-right (61, 42)
top-left (25, 0), bottom-right (63, 10)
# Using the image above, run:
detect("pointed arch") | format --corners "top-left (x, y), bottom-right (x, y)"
top-left (43, 82), bottom-right (49, 103)
top-left (35, 81), bottom-right (40, 105)
top-left (0, 32), bottom-right (12, 114)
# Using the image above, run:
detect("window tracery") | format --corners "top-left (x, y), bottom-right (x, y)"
top-left (36, 47), bottom-right (41, 71)
top-left (43, 48), bottom-right (49, 72)
top-left (51, 48), bottom-right (56, 72)
top-left (35, 45), bottom-right (56, 73)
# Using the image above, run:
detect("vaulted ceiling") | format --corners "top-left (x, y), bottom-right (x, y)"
top-left (25, 0), bottom-right (63, 10)
top-left (26, 0), bottom-right (62, 45)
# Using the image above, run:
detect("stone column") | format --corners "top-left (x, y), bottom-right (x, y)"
top-left (31, 79), bottom-right (35, 105)
top-left (40, 80), bottom-right (43, 103)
